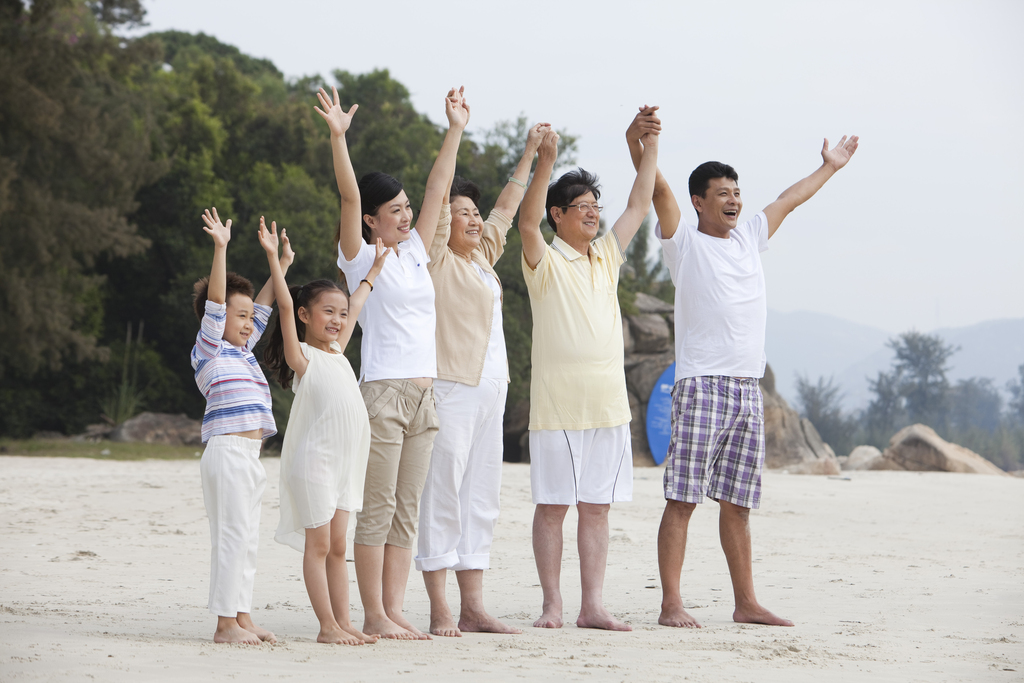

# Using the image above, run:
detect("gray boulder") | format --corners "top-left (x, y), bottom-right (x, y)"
top-left (871, 424), bottom-right (1007, 475)
top-left (843, 445), bottom-right (884, 470)
top-left (760, 365), bottom-right (842, 475)
top-left (110, 412), bottom-right (203, 446)
top-left (634, 292), bottom-right (674, 314)
top-left (627, 314), bottom-right (672, 353)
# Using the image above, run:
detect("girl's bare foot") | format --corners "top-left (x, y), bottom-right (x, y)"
top-left (340, 622), bottom-right (378, 644)
top-left (317, 625), bottom-right (362, 645)
top-left (363, 615), bottom-right (419, 641)
top-left (389, 611), bottom-right (432, 640)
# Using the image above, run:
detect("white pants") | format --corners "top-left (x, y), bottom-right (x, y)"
top-left (200, 435), bottom-right (266, 617)
top-left (415, 378), bottom-right (507, 572)
top-left (529, 424), bottom-right (633, 505)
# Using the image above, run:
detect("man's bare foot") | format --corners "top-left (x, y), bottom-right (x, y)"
top-left (213, 623), bottom-right (262, 645)
top-left (318, 625), bottom-right (362, 645)
top-left (389, 611), bottom-right (432, 640)
top-left (532, 609), bottom-right (563, 629)
top-left (659, 603), bottom-right (702, 628)
top-left (340, 622), bottom-right (378, 644)
top-left (576, 607), bottom-right (632, 632)
top-left (733, 605), bottom-right (794, 627)
top-left (363, 615), bottom-right (419, 641)
top-left (430, 611), bottom-right (462, 637)
top-left (236, 614), bottom-right (278, 643)
top-left (459, 610), bottom-right (522, 634)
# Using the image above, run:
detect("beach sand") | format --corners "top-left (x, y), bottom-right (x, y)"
top-left (1, 455), bottom-right (1021, 682)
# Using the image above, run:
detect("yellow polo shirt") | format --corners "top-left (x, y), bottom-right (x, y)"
top-left (522, 230), bottom-right (631, 431)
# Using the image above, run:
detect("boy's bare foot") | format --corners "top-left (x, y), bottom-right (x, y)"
top-left (430, 609), bottom-right (462, 637)
top-left (389, 611), bottom-right (432, 640)
top-left (318, 625), bottom-right (362, 645)
top-left (214, 623), bottom-right (262, 645)
top-left (340, 622), bottom-right (378, 644)
top-left (733, 604), bottom-right (794, 627)
top-left (236, 614), bottom-right (278, 643)
top-left (659, 603), bottom-right (702, 628)
top-left (532, 609), bottom-right (563, 629)
top-left (363, 615), bottom-right (419, 641)
top-left (459, 610), bottom-right (521, 634)
top-left (576, 607), bottom-right (632, 632)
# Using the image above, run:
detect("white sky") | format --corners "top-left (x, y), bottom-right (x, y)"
top-left (131, 0), bottom-right (1024, 333)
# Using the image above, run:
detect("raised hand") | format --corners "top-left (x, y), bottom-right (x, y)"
top-left (201, 207), bottom-right (232, 248)
top-left (314, 86), bottom-right (359, 138)
top-left (279, 227), bottom-right (295, 269)
top-left (626, 105), bottom-right (661, 146)
top-left (257, 216), bottom-right (279, 256)
top-left (821, 135), bottom-right (859, 172)
top-left (526, 122), bottom-right (551, 154)
top-left (538, 128), bottom-right (560, 163)
top-left (444, 86), bottom-right (470, 131)
top-left (367, 237), bottom-right (391, 280)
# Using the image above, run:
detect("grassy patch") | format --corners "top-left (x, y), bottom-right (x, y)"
top-left (0, 439), bottom-right (205, 461)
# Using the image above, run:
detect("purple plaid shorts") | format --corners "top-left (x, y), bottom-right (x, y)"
top-left (663, 376), bottom-right (765, 509)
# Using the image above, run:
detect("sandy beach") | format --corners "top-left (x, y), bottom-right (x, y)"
top-left (1, 455), bottom-right (1021, 682)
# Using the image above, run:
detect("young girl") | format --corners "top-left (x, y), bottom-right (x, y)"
top-left (259, 217), bottom-right (389, 645)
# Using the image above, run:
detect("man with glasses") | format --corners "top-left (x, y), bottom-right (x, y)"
top-left (517, 109), bottom-right (661, 630)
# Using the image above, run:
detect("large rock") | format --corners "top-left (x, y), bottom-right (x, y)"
top-left (110, 412), bottom-right (202, 446)
top-left (628, 390), bottom-right (651, 465)
top-left (634, 292), bottom-right (674, 314)
top-left (843, 445), bottom-right (884, 470)
top-left (760, 364), bottom-right (842, 475)
top-left (871, 424), bottom-right (1007, 475)
top-left (627, 314), bottom-right (672, 353)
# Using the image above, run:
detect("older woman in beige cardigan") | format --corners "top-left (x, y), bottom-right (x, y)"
top-left (415, 123), bottom-right (551, 636)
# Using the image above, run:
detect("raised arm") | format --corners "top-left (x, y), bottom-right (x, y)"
top-left (258, 217), bottom-right (309, 380)
top-left (612, 109), bottom-right (661, 250)
top-left (763, 135), bottom-right (859, 239)
top-left (519, 129), bottom-right (559, 270)
top-left (415, 87), bottom-right (469, 248)
top-left (342, 239), bottom-right (390, 351)
top-left (254, 226), bottom-right (295, 307)
top-left (492, 123), bottom-right (548, 218)
top-left (201, 207), bottom-right (231, 305)
top-left (626, 106), bottom-right (680, 239)
top-left (315, 86), bottom-right (363, 261)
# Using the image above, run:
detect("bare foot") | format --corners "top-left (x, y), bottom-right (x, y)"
top-left (318, 625), bottom-right (362, 645)
top-left (459, 610), bottom-right (522, 634)
top-left (532, 608), bottom-right (563, 629)
top-left (236, 614), bottom-right (278, 643)
top-left (430, 614), bottom-right (461, 637)
top-left (576, 607), bottom-right (632, 632)
top-left (340, 622), bottom-right (378, 644)
top-left (363, 615), bottom-right (419, 641)
top-left (733, 605), bottom-right (794, 627)
top-left (214, 623), bottom-right (262, 645)
top-left (389, 611), bottom-right (432, 640)
top-left (659, 602), bottom-right (702, 629)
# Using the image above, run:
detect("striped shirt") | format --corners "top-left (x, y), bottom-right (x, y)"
top-left (191, 300), bottom-right (277, 443)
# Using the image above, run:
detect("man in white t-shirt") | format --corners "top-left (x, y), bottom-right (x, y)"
top-left (628, 111), bottom-right (858, 629)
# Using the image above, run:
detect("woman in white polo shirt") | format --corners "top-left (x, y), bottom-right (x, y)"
top-left (416, 123), bottom-right (551, 637)
top-left (315, 85), bottom-right (468, 641)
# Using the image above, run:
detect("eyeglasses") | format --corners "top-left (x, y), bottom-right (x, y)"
top-left (563, 202), bottom-right (603, 213)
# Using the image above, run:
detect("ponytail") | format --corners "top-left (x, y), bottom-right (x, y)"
top-left (263, 280), bottom-right (346, 389)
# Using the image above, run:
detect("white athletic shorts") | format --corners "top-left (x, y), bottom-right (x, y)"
top-left (529, 424), bottom-right (633, 505)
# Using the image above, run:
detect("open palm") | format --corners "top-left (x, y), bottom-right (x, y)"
top-left (822, 135), bottom-right (859, 172)
top-left (314, 86), bottom-right (358, 137)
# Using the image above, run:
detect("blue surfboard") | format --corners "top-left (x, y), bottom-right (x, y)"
top-left (646, 362), bottom-right (676, 465)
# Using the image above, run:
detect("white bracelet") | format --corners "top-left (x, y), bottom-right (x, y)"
top-left (507, 176), bottom-right (527, 190)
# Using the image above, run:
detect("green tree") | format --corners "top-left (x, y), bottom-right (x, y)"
top-left (888, 331), bottom-right (958, 430)
top-left (1007, 363), bottom-right (1024, 424)
top-left (795, 375), bottom-right (859, 456)
top-left (948, 377), bottom-right (1002, 433)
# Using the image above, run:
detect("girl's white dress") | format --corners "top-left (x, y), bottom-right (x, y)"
top-left (275, 341), bottom-right (370, 552)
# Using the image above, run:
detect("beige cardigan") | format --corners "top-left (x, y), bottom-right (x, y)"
top-left (429, 203), bottom-right (512, 386)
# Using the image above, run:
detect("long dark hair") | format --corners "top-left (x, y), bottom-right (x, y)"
top-left (263, 279), bottom-right (346, 389)
top-left (358, 171), bottom-right (404, 244)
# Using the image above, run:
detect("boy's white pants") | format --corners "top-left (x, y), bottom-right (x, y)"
top-left (416, 378), bottom-right (507, 572)
top-left (200, 435), bottom-right (266, 617)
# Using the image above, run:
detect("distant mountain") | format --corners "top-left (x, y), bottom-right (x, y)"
top-left (765, 311), bottom-right (1024, 412)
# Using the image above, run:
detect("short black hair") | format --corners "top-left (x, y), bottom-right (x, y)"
top-left (449, 175), bottom-right (481, 209)
top-left (192, 272), bottom-right (255, 320)
top-left (688, 161), bottom-right (739, 199)
top-left (546, 168), bottom-right (601, 233)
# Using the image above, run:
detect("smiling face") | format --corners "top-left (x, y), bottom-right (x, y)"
top-left (448, 195), bottom-right (483, 257)
top-left (223, 293), bottom-right (256, 347)
top-left (364, 190), bottom-right (413, 247)
top-left (297, 290), bottom-right (349, 350)
top-left (693, 177), bottom-right (743, 235)
top-left (552, 191), bottom-right (600, 243)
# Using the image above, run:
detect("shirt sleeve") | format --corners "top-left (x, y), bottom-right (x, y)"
top-left (193, 300), bottom-right (227, 363)
top-left (479, 209), bottom-right (512, 266)
top-left (429, 203), bottom-right (452, 265)
top-left (245, 303), bottom-right (273, 351)
top-left (521, 243), bottom-right (552, 298)
top-left (596, 230), bottom-right (625, 269)
top-left (656, 220), bottom-right (692, 285)
top-left (338, 239), bottom-right (376, 283)
top-left (753, 211), bottom-right (769, 253)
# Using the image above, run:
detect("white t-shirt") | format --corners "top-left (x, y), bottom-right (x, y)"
top-left (337, 230), bottom-right (436, 381)
top-left (657, 212), bottom-right (769, 381)
top-left (471, 262), bottom-right (508, 381)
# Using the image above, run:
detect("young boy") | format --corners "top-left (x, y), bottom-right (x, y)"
top-left (191, 207), bottom-right (292, 644)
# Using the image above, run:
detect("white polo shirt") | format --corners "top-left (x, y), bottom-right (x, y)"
top-left (337, 230), bottom-right (436, 381)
